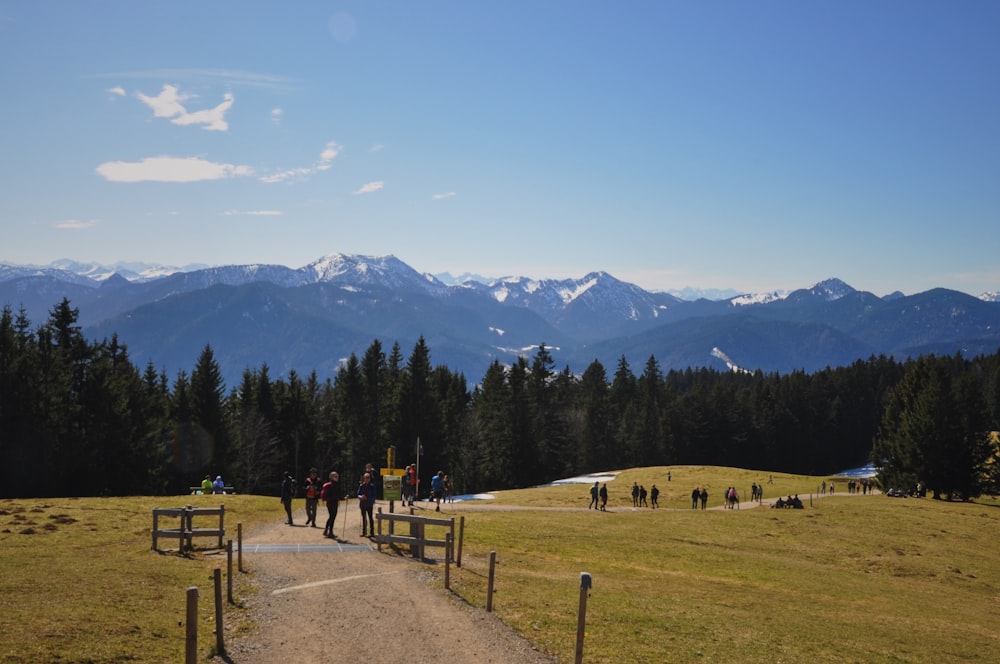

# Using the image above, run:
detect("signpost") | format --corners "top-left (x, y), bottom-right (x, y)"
top-left (382, 445), bottom-right (406, 504)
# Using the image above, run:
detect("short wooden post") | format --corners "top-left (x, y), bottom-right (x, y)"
top-left (575, 572), bottom-right (592, 664)
top-left (409, 507), bottom-right (418, 557)
top-left (185, 586), bottom-right (198, 664)
top-left (457, 516), bottom-right (465, 567)
top-left (449, 517), bottom-right (456, 563)
top-left (486, 550), bottom-right (497, 612)
top-left (376, 507), bottom-right (383, 553)
top-left (444, 533), bottom-right (452, 590)
top-left (237, 523), bottom-right (244, 573)
top-left (183, 505), bottom-right (194, 552)
top-left (226, 541), bottom-right (234, 604)
top-left (213, 569), bottom-right (225, 655)
top-left (217, 504), bottom-right (225, 549)
top-left (152, 510), bottom-right (159, 550)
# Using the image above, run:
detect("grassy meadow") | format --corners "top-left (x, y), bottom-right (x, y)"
top-left (448, 467), bottom-right (1000, 663)
top-left (2, 467), bottom-right (999, 663)
top-left (0, 494), bottom-right (279, 663)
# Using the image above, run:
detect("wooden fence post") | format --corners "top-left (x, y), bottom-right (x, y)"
top-left (486, 550), bottom-right (497, 612)
top-left (185, 586), bottom-right (198, 664)
top-left (213, 569), bottom-right (225, 656)
top-left (575, 572), bottom-right (592, 664)
top-left (444, 533), bottom-right (452, 590)
top-left (237, 523), bottom-right (244, 573)
top-left (226, 541), bottom-right (234, 604)
top-left (217, 504), bottom-right (225, 549)
top-left (457, 516), bottom-right (465, 567)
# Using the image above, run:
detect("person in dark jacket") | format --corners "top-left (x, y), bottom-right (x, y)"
top-left (280, 471), bottom-right (295, 525)
top-left (322, 471), bottom-right (341, 538)
top-left (357, 472), bottom-right (376, 537)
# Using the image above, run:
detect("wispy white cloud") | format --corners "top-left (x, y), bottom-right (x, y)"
top-left (90, 68), bottom-right (298, 92)
top-left (271, 108), bottom-right (283, 125)
top-left (107, 86), bottom-right (126, 96)
top-left (223, 209), bottom-right (285, 216)
top-left (433, 192), bottom-right (457, 200)
top-left (96, 156), bottom-right (254, 183)
top-left (54, 219), bottom-right (97, 230)
top-left (135, 84), bottom-right (234, 131)
top-left (354, 181), bottom-right (384, 195)
top-left (260, 141), bottom-right (341, 183)
top-left (369, 144), bottom-right (384, 153)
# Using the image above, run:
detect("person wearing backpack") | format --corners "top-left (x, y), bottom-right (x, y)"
top-left (303, 468), bottom-right (321, 527)
top-left (431, 471), bottom-right (445, 512)
top-left (322, 471), bottom-right (341, 538)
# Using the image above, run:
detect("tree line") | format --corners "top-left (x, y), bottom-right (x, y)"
top-left (2, 299), bottom-right (998, 499)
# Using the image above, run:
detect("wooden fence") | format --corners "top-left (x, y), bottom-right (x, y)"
top-left (152, 504), bottom-right (226, 551)
top-left (374, 508), bottom-right (464, 565)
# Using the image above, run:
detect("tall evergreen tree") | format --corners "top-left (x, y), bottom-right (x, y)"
top-left (190, 344), bottom-right (229, 479)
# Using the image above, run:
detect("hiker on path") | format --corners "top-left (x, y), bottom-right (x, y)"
top-left (599, 484), bottom-right (608, 511)
top-left (700, 487), bottom-right (708, 510)
top-left (650, 485), bottom-right (659, 508)
top-left (431, 471), bottom-right (446, 511)
top-left (280, 471), bottom-right (295, 525)
top-left (589, 481), bottom-right (599, 509)
top-left (639, 485), bottom-right (648, 507)
top-left (322, 471), bottom-right (341, 538)
top-left (303, 468), bottom-right (321, 527)
top-left (632, 482), bottom-right (640, 507)
top-left (691, 487), bottom-right (700, 509)
top-left (357, 472), bottom-right (376, 537)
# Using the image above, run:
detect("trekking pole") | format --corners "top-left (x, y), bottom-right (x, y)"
top-left (341, 497), bottom-right (348, 539)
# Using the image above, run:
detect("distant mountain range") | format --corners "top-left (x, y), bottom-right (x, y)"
top-left (2, 254), bottom-right (999, 386)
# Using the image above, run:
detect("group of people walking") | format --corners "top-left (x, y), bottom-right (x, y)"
top-left (282, 467), bottom-right (347, 537)
top-left (278, 464), bottom-right (452, 538)
top-left (630, 482), bottom-right (660, 508)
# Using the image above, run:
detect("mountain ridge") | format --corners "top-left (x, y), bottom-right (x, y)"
top-left (2, 253), bottom-right (999, 386)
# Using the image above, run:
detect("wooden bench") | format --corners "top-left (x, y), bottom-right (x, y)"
top-left (188, 486), bottom-right (236, 494)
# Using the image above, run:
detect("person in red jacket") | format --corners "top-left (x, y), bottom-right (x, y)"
top-left (303, 468), bottom-right (321, 527)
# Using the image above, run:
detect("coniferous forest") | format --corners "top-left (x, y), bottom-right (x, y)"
top-left (2, 299), bottom-right (999, 500)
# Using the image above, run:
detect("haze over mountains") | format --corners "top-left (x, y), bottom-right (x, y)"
top-left (2, 253), bottom-right (999, 386)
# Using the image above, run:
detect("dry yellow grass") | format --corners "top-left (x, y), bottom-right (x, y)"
top-left (3, 468), bottom-right (999, 663)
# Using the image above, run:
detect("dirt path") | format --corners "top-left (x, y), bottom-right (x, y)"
top-left (213, 501), bottom-right (558, 664)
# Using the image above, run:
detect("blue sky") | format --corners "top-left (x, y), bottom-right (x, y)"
top-left (1, 1), bottom-right (998, 297)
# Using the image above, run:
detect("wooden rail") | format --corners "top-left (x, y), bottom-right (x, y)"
top-left (374, 509), bottom-right (464, 564)
top-left (152, 504), bottom-right (226, 551)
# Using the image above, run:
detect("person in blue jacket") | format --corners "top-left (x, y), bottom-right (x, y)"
top-left (431, 470), bottom-right (446, 512)
top-left (357, 472), bottom-right (376, 537)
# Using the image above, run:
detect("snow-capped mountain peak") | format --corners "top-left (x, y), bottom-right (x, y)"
top-left (303, 253), bottom-right (445, 292)
top-left (810, 278), bottom-right (855, 301)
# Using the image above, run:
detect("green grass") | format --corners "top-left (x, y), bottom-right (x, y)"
top-left (0, 494), bottom-right (280, 663)
top-left (447, 467), bottom-right (1000, 663)
top-left (487, 466), bottom-right (834, 510)
top-left (3, 468), bottom-right (1000, 663)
